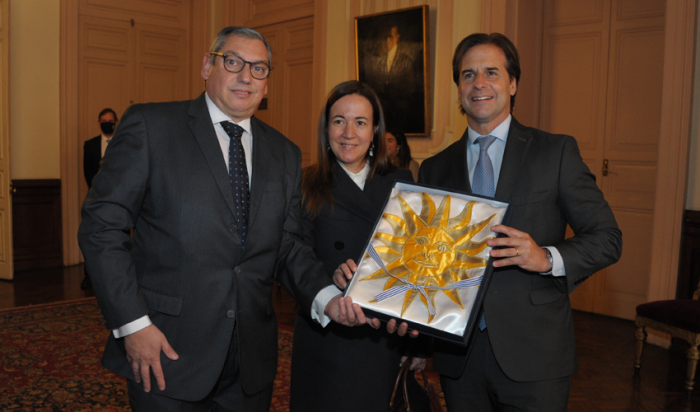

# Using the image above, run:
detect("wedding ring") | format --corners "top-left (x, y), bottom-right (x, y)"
top-left (515, 248), bottom-right (520, 256)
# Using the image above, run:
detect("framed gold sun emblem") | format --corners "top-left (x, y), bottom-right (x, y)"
top-left (345, 182), bottom-right (510, 343)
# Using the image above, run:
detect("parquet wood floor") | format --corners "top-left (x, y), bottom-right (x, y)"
top-left (2, 264), bottom-right (698, 411)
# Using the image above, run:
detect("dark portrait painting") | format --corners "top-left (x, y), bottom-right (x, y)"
top-left (355, 6), bottom-right (431, 136)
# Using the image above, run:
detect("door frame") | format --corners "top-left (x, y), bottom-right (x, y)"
top-left (0, 0), bottom-right (13, 279)
top-left (59, 0), bottom-right (210, 266)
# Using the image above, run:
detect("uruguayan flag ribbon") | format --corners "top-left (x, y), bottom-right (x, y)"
top-left (367, 244), bottom-right (484, 317)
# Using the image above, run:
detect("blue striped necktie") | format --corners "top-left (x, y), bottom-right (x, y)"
top-left (472, 135), bottom-right (496, 330)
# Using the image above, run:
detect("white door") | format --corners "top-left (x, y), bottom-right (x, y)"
top-left (540, 0), bottom-right (665, 320)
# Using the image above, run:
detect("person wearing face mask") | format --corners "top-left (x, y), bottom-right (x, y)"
top-left (81, 108), bottom-right (119, 290)
top-left (84, 108), bottom-right (118, 188)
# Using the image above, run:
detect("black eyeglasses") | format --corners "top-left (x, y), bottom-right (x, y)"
top-left (210, 52), bottom-right (272, 80)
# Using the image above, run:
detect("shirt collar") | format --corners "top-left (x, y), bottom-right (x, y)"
top-left (205, 92), bottom-right (252, 136)
top-left (467, 114), bottom-right (512, 146)
top-left (387, 44), bottom-right (398, 58)
top-left (337, 160), bottom-right (371, 188)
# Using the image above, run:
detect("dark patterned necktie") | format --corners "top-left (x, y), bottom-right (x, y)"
top-left (472, 135), bottom-right (497, 331)
top-left (221, 121), bottom-right (250, 247)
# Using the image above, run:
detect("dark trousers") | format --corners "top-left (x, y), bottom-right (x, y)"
top-left (128, 328), bottom-right (273, 412)
top-left (440, 328), bottom-right (570, 412)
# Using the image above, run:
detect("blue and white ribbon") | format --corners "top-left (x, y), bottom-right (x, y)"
top-left (367, 244), bottom-right (484, 317)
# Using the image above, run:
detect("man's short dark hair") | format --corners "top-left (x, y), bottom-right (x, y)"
top-left (98, 108), bottom-right (118, 122)
top-left (452, 33), bottom-right (521, 111)
top-left (210, 26), bottom-right (272, 66)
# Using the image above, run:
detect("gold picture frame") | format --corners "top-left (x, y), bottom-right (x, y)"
top-left (344, 181), bottom-right (511, 345)
top-left (355, 5), bottom-right (431, 137)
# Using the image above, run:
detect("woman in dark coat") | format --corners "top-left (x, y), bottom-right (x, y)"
top-left (289, 80), bottom-right (421, 411)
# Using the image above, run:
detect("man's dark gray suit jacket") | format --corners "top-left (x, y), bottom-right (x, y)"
top-left (418, 118), bottom-right (622, 382)
top-left (78, 92), bottom-right (331, 401)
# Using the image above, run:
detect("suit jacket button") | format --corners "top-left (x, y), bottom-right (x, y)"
top-left (235, 266), bottom-right (241, 274)
top-left (335, 241), bottom-right (344, 250)
top-left (229, 224), bottom-right (237, 233)
top-left (226, 309), bottom-right (235, 318)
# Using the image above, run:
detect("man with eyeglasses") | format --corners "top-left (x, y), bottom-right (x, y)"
top-left (79, 26), bottom-right (382, 411)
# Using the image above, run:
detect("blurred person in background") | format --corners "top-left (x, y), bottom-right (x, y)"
top-left (385, 130), bottom-right (419, 181)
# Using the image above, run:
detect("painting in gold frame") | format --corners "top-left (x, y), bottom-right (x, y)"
top-left (355, 5), bottom-right (431, 137)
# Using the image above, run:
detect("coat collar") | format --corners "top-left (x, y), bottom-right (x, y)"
top-left (332, 165), bottom-right (382, 225)
top-left (247, 117), bottom-right (271, 231)
top-left (494, 118), bottom-right (532, 201)
top-left (451, 130), bottom-right (472, 192)
top-left (187, 93), bottom-right (238, 217)
top-left (454, 117), bottom-right (532, 201)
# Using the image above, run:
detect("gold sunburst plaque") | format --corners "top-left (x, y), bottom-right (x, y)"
top-left (345, 183), bottom-right (509, 339)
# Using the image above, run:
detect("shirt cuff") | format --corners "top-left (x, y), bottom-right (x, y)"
top-left (310, 284), bottom-right (343, 327)
top-left (542, 246), bottom-right (566, 277)
top-left (113, 315), bottom-right (152, 338)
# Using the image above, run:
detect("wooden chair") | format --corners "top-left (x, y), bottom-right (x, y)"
top-left (634, 279), bottom-right (700, 391)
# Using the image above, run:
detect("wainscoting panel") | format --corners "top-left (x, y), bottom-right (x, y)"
top-left (12, 180), bottom-right (63, 271)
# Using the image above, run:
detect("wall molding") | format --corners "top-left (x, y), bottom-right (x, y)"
top-left (60, 0), bottom-right (81, 266)
top-left (60, 0), bottom-right (208, 266)
top-left (646, 0), bottom-right (697, 304)
top-left (12, 179), bottom-right (63, 271)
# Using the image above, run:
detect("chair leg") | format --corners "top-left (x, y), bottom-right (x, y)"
top-left (634, 326), bottom-right (646, 371)
top-left (686, 344), bottom-right (699, 392)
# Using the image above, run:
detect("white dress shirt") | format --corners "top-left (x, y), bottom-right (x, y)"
top-left (100, 134), bottom-right (112, 158)
top-left (466, 115), bottom-right (565, 277)
top-left (338, 159), bottom-right (370, 189)
top-left (386, 44), bottom-right (398, 72)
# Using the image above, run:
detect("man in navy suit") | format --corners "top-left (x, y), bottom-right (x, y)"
top-left (418, 33), bottom-right (622, 411)
top-left (79, 27), bottom-right (376, 411)
top-left (81, 108), bottom-right (118, 290)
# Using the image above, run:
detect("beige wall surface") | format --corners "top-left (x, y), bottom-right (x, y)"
top-left (6, 0), bottom-right (699, 205)
top-left (318, 1), bottom-right (700, 212)
top-left (10, 0), bottom-right (60, 179)
top-left (686, 4), bottom-right (700, 210)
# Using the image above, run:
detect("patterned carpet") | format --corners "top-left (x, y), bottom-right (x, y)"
top-left (0, 298), bottom-right (442, 411)
top-left (0, 298), bottom-right (128, 411)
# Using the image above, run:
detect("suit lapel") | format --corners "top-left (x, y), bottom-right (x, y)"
top-left (87, 138), bottom-right (101, 164)
top-left (451, 130), bottom-right (471, 192)
top-left (362, 172), bottom-right (394, 212)
top-left (495, 118), bottom-right (532, 201)
top-left (333, 167), bottom-right (379, 225)
top-left (187, 94), bottom-right (238, 217)
top-left (247, 117), bottom-right (271, 232)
